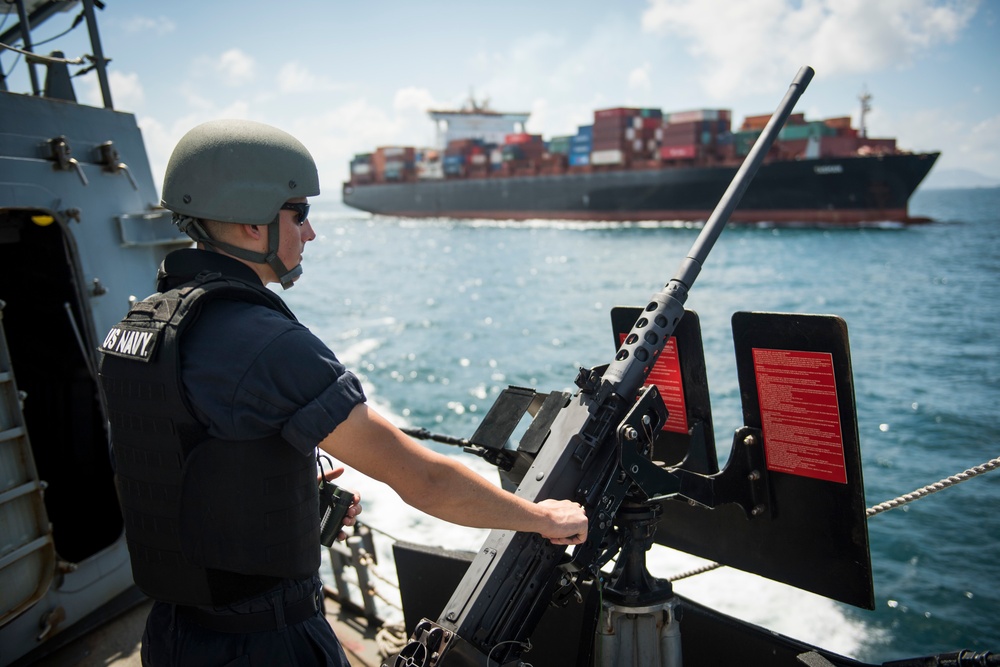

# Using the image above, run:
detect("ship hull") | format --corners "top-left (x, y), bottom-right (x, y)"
top-left (343, 152), bottom-right (939, 225)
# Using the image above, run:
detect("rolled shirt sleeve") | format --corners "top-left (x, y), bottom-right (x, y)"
top-left (182, 301), bottom-right (366, 455)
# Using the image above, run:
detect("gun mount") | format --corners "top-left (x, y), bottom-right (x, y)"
top-left (384, 66), bottom-right (873, 667)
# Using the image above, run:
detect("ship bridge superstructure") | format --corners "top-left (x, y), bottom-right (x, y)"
top-left (428, 97), bottom-right (530, 150)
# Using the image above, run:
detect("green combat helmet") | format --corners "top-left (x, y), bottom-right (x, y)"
top-left (161, 119), bottom-right (320, 288)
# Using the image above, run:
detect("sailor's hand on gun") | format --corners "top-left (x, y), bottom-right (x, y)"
top-left (536, 498), bottom-right (588, 546)
top-left (319, 466), bottom-right (363, 542)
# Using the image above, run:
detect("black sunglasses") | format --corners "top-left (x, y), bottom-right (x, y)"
top-left (280, 202), bottom-right (310, 225)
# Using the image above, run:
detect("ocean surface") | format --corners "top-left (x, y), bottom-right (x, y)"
top-left (286, 187), bottom-right (999, 663)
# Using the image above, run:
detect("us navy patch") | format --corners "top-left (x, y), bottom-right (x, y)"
top-left (100, 324), bottom-right (160, 361)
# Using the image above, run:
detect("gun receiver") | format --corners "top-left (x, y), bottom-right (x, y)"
top-left (386, 66), bottom-right (815, 667)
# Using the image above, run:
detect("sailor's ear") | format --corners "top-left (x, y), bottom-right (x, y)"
top-left (241, 224), bottom-right (263, 240)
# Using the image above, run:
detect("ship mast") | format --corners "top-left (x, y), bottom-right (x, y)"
top-left (858, 87), bottom-right (872, 139)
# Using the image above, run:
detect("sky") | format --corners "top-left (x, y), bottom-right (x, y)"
top-left (4, 0), bottom-right (999, 198)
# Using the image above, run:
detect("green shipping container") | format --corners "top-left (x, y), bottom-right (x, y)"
top-left (779, 121), bottom-right (837, 141)
top-left (548, 135), bottom-right (573, 155)
top-left (733, 130), bottom-right (761, 157)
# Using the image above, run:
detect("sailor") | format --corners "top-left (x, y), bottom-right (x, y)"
top-left (97, 119), bottom-right (588, 667)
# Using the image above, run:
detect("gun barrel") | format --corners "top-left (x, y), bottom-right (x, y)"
top-left (678, 65), bottom-right (815, 288)
top-left (600, 66), bottom-right (815, 400)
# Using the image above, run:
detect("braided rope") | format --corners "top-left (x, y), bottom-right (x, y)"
top-left (668, 455), bottom-right (1000, 582)
top-left (668, 561), bottom-right (724, 582)
top-left (375, 622), bottom-right (408, 659)
top-left (866, 455), bottom-right (1000, 517)
top-left (365, 559), bottom-right (400, 591)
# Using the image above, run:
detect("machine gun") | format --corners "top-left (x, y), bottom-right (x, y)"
top-left (386, 67), bottom-right (822, 667)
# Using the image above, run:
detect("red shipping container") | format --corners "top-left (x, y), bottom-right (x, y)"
top-left (593, 116), bottom-right (634, 130)
top-left (823, 116), bottom-right (852, 130)
top-left (504, 133), bottom-right (543, 145)
top-left (592, 127), bottom-right (629, 139)
top-left (776, 139), bottom-right (808, 158)
top-left (660, 144), bottom-right (697, 160)
top-left (818, 135), bottom-right (860, 157)
top-left (594, 107), bottom-right (642, 120)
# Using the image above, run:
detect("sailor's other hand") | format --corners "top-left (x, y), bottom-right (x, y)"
top-left (320, 466), bottom-right (363, 542)
top-left (537, 498), bottom-right (588, 546)
top-left (337, 490), bottom-right (362, 542)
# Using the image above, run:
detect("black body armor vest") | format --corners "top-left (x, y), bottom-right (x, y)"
top-left (98, 271), bottom-right (320, 605)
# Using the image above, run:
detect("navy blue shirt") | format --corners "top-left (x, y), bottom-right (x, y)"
top-left (164, 249), bottom-right (366, 455)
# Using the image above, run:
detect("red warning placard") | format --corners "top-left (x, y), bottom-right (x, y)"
top-left (752, 348), bottom-right (847, 483)
top-left (621, 334), bottom-right (689, 434)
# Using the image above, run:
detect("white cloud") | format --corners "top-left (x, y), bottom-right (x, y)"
top-left (119, 15), bottom-right (176, 35)
top-left (469, 31), bottom-right (569, 110)
top-left (216, 48), bottom-right (256, 86)
top-left (466, 19), bottom-right (661, 136)
top-left (282, 99), bottom-right (403, 191)
top-left (393, 87), bottom-right (438, 115)
top-left (640, 0), bottom-right (979, 98)
top-left (277, 62), bottom-right (347, 94)
top-left (528, 98), bottom-right (551, 135)
top-left (107, 70), bottom-right (144, 110)
top-left (78, 70), bottom-right (142, 110)
top-left (894, 107), bottom-right (1000, 176)
top-left (628, 62), bottom-right (652, 92)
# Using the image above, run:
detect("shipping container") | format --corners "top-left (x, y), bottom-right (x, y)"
top-left (779, 121), bottom-right (837, 141)
top-left (504, 133), bottom-right (543, 145)
top-left (568, 153), bottom-right (590, 167)
top-left (816, 135), bottom-right (859, 157)
top-left (590, 140), bottom-right (629, 153)
top-left (741, 112), bottom-right (805, 131)
top-left (416, 161), bottom-right (444, 180)
top-left (447, 138), bottom-right (483, 152)
top-left (660, 144), bottom-right (697, 160)
top-left (594, 107), bottom-right (641, 120)
top-left (733, 129), bottom-right (762, 156)
top-left (665, 109), bottom-right (731, 124)
top-left (548, 135), bottom-right (573, 155)
top-left (591, 149), bottom-right (625, 166)
top-left (775, 138), bottom-right (809, 158)
top-left (378, 146), bottom-right (411, 158)
top-left (823, 116), bottom-right (853, 130)
top-left (593, 115), bottom-right (636, 130)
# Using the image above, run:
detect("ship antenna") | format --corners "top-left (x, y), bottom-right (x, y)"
top-left (858, 86), bottom-right (872, 139)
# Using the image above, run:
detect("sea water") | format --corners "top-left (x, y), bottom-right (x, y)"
top-left (286, 187), bottom-right (1000, 662)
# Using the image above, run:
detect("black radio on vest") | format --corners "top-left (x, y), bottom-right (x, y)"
top-left (318, 454), bottom-right (354, 547)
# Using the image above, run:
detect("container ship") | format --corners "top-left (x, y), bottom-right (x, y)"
top-left (341, 95), bottom-right (939, 225)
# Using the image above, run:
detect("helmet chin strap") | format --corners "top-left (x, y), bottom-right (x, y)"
top-left (263, 220), bottom-right (302, 289)
top-left (175, 214), bottom-right (302, 289)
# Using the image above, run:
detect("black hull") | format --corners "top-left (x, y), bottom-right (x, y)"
top-left (343, 152), bottom-right (939, 225)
